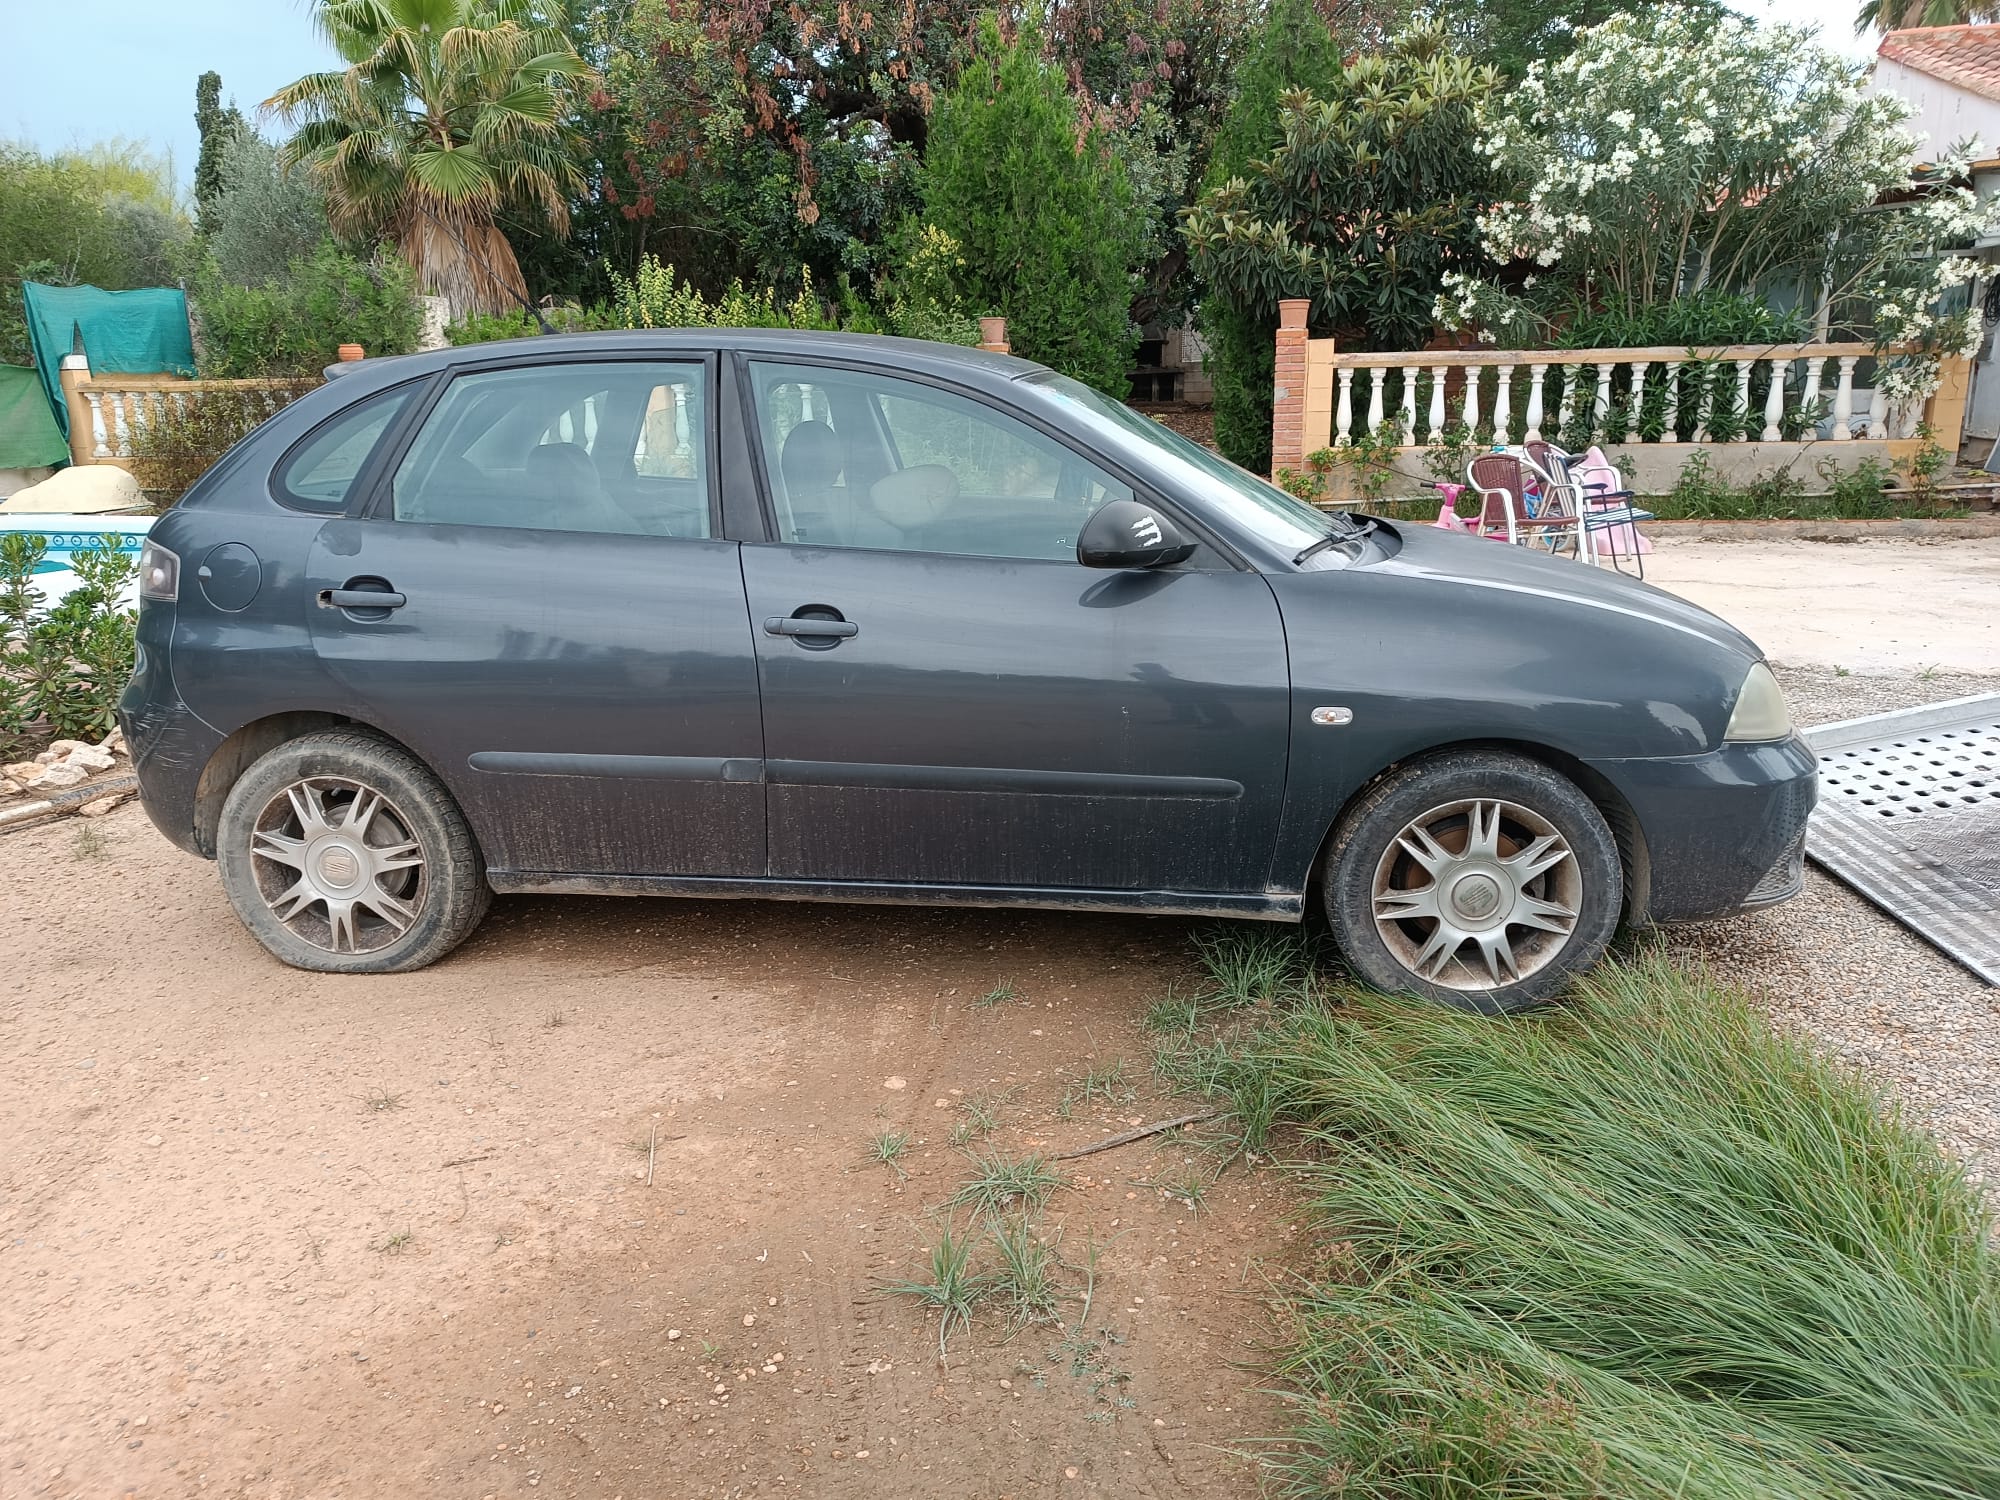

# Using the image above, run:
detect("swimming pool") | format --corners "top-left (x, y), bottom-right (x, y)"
top-left (0, 514), bottom-right (153, 607)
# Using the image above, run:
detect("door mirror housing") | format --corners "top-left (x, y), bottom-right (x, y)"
top-left (1077, 499), bottom-right (1197, 569)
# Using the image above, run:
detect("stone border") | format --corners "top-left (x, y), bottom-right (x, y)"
top-left (1647, 517), bottom-right (2000, 543)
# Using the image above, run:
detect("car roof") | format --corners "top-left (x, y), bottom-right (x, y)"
top-left (324, 328), bottom-right (1048, 397)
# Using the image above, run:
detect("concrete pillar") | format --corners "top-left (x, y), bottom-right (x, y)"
top-left (1271, 299), bottom-right (1310, 480)
top-left (1928, 353), bottom-right (1972, 454)
top-left (58, 353), bottom-right (92, 468)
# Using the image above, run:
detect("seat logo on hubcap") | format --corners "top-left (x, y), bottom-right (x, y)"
top-left (319, 847), bottom-right (360, 885)
top-left (1452, 873), bottom-right (1502, 920)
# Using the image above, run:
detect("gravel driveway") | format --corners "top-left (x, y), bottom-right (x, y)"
top-left (1661, 664), bottom-right (2000, 1184)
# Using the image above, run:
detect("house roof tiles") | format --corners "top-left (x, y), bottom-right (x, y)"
top-left (1879, 24), bottom-right (2000, 104)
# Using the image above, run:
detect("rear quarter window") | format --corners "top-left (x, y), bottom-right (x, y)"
top-left (274, 387), bottom-right (416, 513)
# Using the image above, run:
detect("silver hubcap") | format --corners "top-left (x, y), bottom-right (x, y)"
top-left (1371, 797), bottom-right (1582, 991)
top-left (248, 777), bottom-right (426, 954)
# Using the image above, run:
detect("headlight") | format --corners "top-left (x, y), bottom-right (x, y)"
top-left (139, 539), bottom-right (179, 602)
top-left (1724, 661), bottom-right (1792, 742)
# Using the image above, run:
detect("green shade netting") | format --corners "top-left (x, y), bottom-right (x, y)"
top-left (0, 363), bottom-right (70, 468)
top-left (22, 282), bottom-right (196, 439)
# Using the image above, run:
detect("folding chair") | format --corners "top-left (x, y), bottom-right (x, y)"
top-left (1465, 452), bottom-right (1587, 559)
top-left (1527, 442), bottom-right (1654, 578)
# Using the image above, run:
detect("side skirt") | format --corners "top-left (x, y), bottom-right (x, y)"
top-left (485, 870), bottom-right (1305, 922)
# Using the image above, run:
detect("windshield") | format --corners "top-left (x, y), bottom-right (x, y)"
top-left (1027, 373), bottom-right (1342, 555)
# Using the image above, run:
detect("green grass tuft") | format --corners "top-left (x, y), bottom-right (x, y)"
top-left (1172, 947), bottom-right (2000, 1499)
top-left (881, 1223), bottom-right (986, 1359)
top-left (989, 1217), bottom-right (1066, 1328)
top-left (864, 1128), bottom-right (912, 1179)
top-left (947, 1148), bottom-right (1066, 1218)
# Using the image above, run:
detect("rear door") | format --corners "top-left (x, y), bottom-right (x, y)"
top-left (735, 357), bottom-right (1293, 899)
top-left (303, 355), bottom-right (766, 879)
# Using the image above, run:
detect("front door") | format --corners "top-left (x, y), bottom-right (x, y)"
top-left (305, 356), bottom-right (766, 879)
top-left (737, 359), bottom-right (1292, 896)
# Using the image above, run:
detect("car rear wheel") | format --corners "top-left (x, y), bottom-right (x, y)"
top-left (216, 730), bottom-right (490, 973)
top-left (1322, 749), bottom-right (1621, 1012)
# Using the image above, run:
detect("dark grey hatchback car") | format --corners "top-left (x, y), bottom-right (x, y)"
top-left (120, 331), bottom-right (1815, 1009)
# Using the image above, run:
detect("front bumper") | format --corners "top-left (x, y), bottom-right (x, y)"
top-left (1590, 734), bottom-right (1817, 924)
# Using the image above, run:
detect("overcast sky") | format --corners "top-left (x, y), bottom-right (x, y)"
top-left (0, 0), bottom-right (1886, 195)
top-left (1, 0), bottom-right (337, 189)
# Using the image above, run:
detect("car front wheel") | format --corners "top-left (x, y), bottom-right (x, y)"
top-left (1322, 749), bottom-right (1622, 1012)
top-left (216, 730), bottom-right (490, 973)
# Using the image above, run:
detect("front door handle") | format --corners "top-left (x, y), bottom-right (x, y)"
top-left (323, 587), bottom-right (408, 610)
top-left (764, 615), bottom-right (857, 639)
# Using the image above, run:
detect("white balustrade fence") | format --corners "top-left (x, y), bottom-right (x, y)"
top-left (1308, 343), bottom-right (1923, 456)
top-left (67, 377), bottom-right (314, 464)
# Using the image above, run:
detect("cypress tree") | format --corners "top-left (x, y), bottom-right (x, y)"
top-left (918, 18), bottom-right (1141, 396)
top-left (193, 71), bottom-right (245, 238)
top-left (1193, 0), bottom-right (1345, 472)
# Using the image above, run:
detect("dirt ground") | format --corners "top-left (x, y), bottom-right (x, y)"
top-left (2, 807), bottom-right (1298, 1500)
top-left (1637, 535), bottom-right (2000, 677)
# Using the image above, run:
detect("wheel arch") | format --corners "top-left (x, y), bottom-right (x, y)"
top-left (1300, 737), bottom-right (1652, 930)
top-left (190, 710), bottom-right (443, 858)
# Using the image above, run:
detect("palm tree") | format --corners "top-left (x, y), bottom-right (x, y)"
top-left (267, 0), bottom-right (594, 315)
top-left (1857, 0), bottom-right (2000, 32)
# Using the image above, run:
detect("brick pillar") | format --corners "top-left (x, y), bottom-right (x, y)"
top-left (1271, 299), bottom-right (1309, 481)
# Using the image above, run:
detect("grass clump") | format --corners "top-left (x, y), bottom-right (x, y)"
top-left (1058, 1057), bottom-right (1135, 1118)
top-left (973, 979), bottom-right (1021, 1009)
top-left (947, 1149), bottom-right (1066, 1218)
top-left (881, 1223), bottom-right (985, 1358)
top-left (1180, 949), bottom-right (2000, 1499)
top-left (864, 1128), bottom-right (912, 1180)
top-left (948, 1089), bottom-right (1012, 1147)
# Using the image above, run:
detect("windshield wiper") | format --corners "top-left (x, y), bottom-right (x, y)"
top-left (1293, 514), bottom-right (1368, 566)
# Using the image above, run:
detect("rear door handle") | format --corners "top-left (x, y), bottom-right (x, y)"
top-left (319, 586), bottom-right (408, 610)
top-left (764, 616), bottom-right (857, 639)
top-left (322, 588), bottom-right (408, 612)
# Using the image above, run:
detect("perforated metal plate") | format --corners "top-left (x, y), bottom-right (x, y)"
top-left (1805, 693), bottom-right (2000, 986)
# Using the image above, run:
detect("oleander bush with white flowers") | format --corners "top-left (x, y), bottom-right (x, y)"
top-left (1435, 8), bottom-right (1998, 405)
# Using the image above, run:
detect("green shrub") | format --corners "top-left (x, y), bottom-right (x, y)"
top-left (0, 140), bottom-right (193, 365)
top-left (914, 16), bottom-right (1141, 394)
top-left (1186, 28), bottom-right (1499, 468)
top-left (876, 224), bottom-right (979, 346)
top-left (1193, 0), bottom-right (1346, 472)
top-left (129, 379), bottom-right (317, 504)
top-left (207, 130), bottom-right (330, 288)
top-left (1161, 938), bottom-right (2000, 1500)
top-left (605, 256), bottom-right (837, 331)
top-left (1553, 291), bottom-right (1810, 351)
top-left (0, 532), bottom-right (137, 747)
top-left (445, 303), bottom-right (616, 345)
top-left (193, 240), bottom-right (421, 376)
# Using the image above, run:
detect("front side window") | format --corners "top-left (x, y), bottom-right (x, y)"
top-left (276, 386), bottom-right (415, 513)
top-left (749, 360), bottom-right (1132, 560)
top-left (392, 362), bottom-right (709, 537)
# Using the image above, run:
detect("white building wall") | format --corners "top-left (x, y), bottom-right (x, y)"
top-left (1872, 58), bottom-right (2000, 445)
top-left (1872, 57), bottom-right (2000, 157)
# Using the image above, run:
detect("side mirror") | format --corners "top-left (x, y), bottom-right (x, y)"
top-left (1076, 499), bottom-right (1197, 569)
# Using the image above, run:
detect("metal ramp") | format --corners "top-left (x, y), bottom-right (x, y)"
top-left (1805, 694), bottom-right (2000, 986)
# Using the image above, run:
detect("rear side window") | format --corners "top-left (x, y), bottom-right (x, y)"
top-left (390, 361), bottom-right (710, 538)
top-left (275, 388), bottom-right (415, 513)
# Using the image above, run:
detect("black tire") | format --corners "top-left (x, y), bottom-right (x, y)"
top-left (216, 729), bottom-right (490, 974)
top-left (1321, 749), bottom-right (1621, 1013)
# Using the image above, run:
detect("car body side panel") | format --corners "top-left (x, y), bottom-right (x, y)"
top-left (143, 505), bottom-right (350, 738)
top-left (303, 519), bottom-right (767, 878)
top-left (739, 544), bottom-right (1294, 893)
top-left (1264, 529), bottom-right (1809, 911)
